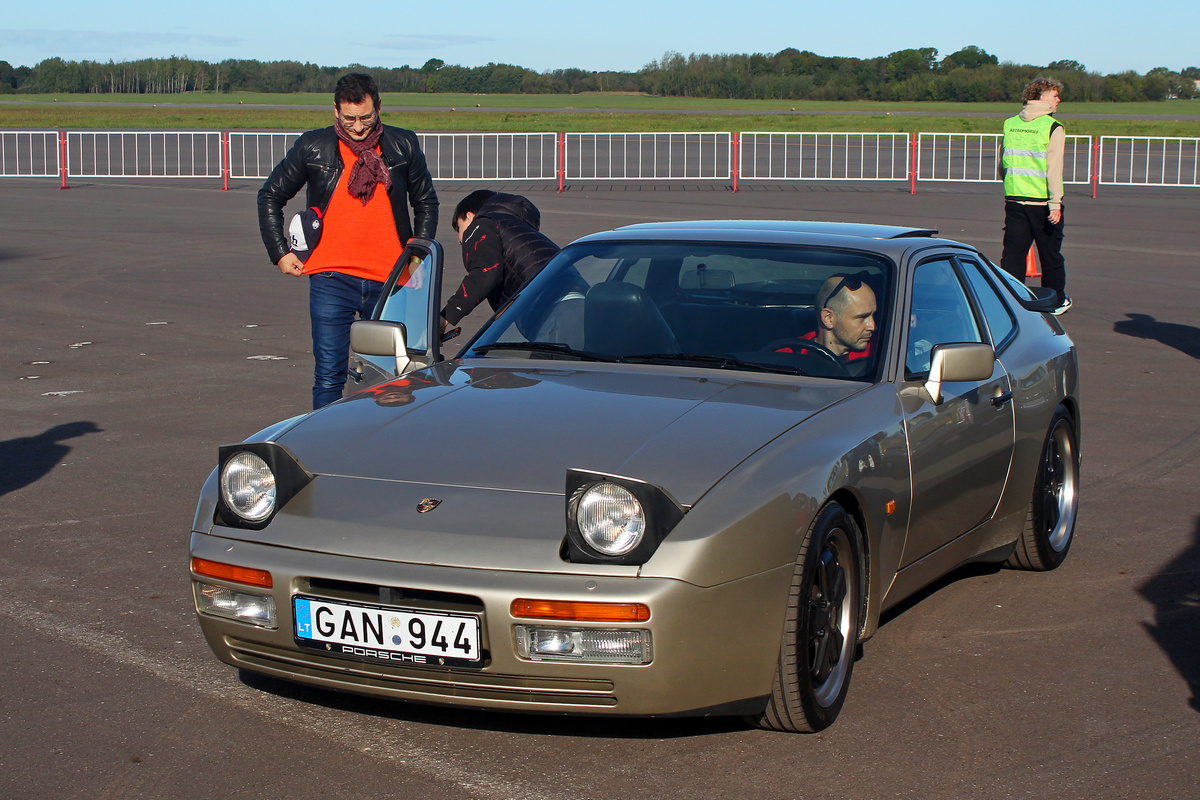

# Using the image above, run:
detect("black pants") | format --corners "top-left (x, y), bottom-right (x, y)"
top-left (1001, 201), bottom-right (1066, 303)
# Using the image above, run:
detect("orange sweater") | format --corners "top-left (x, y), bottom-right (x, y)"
top-left (303, 141), bottom-right (403, 281)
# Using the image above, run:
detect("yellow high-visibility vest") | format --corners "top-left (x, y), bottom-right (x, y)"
top-left (1001, 114), bottom-right (1061, 201)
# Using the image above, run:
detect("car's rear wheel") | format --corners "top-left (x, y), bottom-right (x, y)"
top-left (1007, 406), bottom-right (1079, 571)
top-left (749, 502), bottom-right (861, 733)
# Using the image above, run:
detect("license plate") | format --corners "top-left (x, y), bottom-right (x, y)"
top-left (293, 596), bottom-right (481, 667)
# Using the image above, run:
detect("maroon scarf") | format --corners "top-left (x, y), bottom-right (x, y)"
top-left (335, 119), bottom-right (392, 204)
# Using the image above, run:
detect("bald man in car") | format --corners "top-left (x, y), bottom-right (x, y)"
top-left (815, 274), bottom-right (877, 359)
top-left (772, 274), bottom-right (877, 375)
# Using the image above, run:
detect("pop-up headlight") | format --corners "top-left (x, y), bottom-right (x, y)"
top-left (214, 442), bottom-right (313, 530)
top-left (564, 469), bottom-right (685, 565)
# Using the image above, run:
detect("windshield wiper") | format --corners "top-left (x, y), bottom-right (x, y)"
top-left (472, 341), bottom-right (622, 362)
top-left (621, 352), bottom-right (798, 375)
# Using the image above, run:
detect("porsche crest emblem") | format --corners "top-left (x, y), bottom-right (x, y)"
top-left (416, 498), bottom-right (442, 513)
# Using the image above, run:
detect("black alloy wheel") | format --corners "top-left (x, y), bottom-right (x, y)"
top-left (750, 502), bottom-right (862, 733)
top-left (1007, 406), bottom-right (1079, 571)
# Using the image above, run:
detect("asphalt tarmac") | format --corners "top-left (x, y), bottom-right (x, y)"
top-left (1, 175), bottom-right (1198, 800)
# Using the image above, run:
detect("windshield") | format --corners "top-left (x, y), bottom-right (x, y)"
top-left (466, 240), bottom-right (893, 381)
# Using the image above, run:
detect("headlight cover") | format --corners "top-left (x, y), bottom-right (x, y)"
top-left (564, 469), bottom-right (685, 565)
top-left (214, 442), bottom-right (313, 530)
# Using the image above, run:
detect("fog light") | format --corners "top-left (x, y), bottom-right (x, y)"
top-left (514, 625), bottom-right (652, 664)
top-left (194, 582), bottom-right (277, 628)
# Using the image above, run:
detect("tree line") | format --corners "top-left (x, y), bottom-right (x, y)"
top-left (2, 47), bottom-right (1197, 102)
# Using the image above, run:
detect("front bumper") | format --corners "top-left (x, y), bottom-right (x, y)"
top-left (190, 530), bottom-right (792, 717)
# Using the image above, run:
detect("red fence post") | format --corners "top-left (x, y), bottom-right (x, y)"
top-left (1092, 140), bottom-right (1100, 199)
top-left (59, 131), bottom-right (69, 190)
top-left (909, 132), bottom-right (917, 194)
top-left (557, 132), bottom-right (565, 193)
top-left (221, 132), bottom-right (230, 191)
top-left (731, 132), bottom-right (739, 193)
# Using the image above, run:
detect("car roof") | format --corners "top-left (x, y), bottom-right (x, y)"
top-left (570, 220), bottom-right (972, 257)
top-left (614, 220), bottom-right (940, 239)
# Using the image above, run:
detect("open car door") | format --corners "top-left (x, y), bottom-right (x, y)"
top-left (348, 238), bottom-right (446, 389)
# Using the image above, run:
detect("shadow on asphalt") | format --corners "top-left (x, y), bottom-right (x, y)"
top-left (238, 669), bottom-right (749, 738)
top-left (1114, 313), bottom-right (1200, 360)
top-left (877, 561), bottom-right (1005, 628)
top-left (0, 421), bottom-right (102, 498)
top-left (1138, 516), bottom-right (1200, 714)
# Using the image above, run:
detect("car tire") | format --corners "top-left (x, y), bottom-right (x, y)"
top-left (1007, 406), bottom-right (1079, 571)
top-left (749, 502), bottom-right (862, 733)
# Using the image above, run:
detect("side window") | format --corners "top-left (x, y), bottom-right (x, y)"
top-left (959, 258), bottom-right (1016, 350)
top-left (581, 254), bottom-right (648, 286)
top-left (906, 259), bottom-right (983, 377)
top-left (377, 246), bottom-right (434, 352)
top-left (618, 257), bottom-right (651, 287)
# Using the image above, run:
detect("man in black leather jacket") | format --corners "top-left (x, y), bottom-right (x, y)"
top-left (257, 73), bottom-right (438, 408)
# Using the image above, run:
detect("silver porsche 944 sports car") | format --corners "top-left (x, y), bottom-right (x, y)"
top-left (191, 220), bottom-right (1080, 732)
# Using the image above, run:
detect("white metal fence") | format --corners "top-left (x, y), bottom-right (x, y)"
top-left (66, 131), bottom-right (223, 178)
top-left (566, 132), bottom-right (731, 179)
top-left (226, 131), bottom-right (559, 181)
top-left (1099, 136), bottom-right (1200, 186)
top-left (419, 133), bottom-right (558, 180)
top-left (228, 132), bottom-right (299, 179)
top-left (10, 129), bottom-right (1200, 193)
top-left (739, 132), bottom-right (910, 181)
top-left (0, 131), bottom-right (60, 177)
top-left (917, 133), bottom-right (1093, 184)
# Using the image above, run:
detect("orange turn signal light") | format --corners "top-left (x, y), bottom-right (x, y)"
top-left (191, 557), bottom-right (273, 588)
top-left (886, 499), bottom-right (897, 515)
top-left (511, 598), bottom-right (650, 622)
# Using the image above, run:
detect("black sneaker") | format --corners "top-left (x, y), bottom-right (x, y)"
top-left (1052, 295), bottom-right (1073, 315)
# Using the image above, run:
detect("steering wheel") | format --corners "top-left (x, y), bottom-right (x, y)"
top-left (763, 338), bottom-right (849, 376)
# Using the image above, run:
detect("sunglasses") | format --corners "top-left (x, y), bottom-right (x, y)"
top-left (338, 112), bottom-right (378, 128)
top-left (823, 275), bottom-right (865, 308)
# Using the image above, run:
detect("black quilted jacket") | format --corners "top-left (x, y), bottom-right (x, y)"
top-left (480, 193), bottom-right (560, 296)
top-left (441, 193), bottom-right (561, 325)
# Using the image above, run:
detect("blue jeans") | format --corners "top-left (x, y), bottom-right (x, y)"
top-left (309, 271), bottom-right (384, 409)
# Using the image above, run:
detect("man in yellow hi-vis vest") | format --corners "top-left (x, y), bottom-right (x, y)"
top-left (998, 77), bottom-right (1071, 315)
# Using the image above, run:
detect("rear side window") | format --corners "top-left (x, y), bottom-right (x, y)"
top-left (959, 258), bottom-right (1016, 350)
top-left (991, 261), bottom-right (1037, 301)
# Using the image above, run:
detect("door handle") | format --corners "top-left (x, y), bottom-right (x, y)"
top-left (991, 390), bottom-right (1013, 408)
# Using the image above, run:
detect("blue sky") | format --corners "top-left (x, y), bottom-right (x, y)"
top-left (2, 1), bottom-right (1195, 75)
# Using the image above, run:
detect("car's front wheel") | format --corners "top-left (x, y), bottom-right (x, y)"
top-left (750, 502), bottom-right (862, 733)
top-left (1007, 406), bottom-right (1079, 571)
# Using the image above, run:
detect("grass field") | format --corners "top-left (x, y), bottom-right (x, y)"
top-left (2, 92), bottom-right (1198, 136)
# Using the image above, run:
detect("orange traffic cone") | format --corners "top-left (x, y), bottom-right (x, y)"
top-left (1025, 246), bottom-right (1041, 278)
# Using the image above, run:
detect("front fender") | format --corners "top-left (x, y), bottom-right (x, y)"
top-left (640, 382), bottom-right (910, 637)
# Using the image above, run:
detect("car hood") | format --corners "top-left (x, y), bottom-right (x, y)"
top-left (276, 361), bottom-right (862, 507)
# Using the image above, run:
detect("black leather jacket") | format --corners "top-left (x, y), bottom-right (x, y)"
top-left (257, 125), bottom-right (438, 265)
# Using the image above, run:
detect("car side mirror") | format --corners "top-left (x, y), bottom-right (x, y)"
top-left (924, 342), bottom-right (995, 405)
top-left (351, 320), bottom-right (409, 376)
